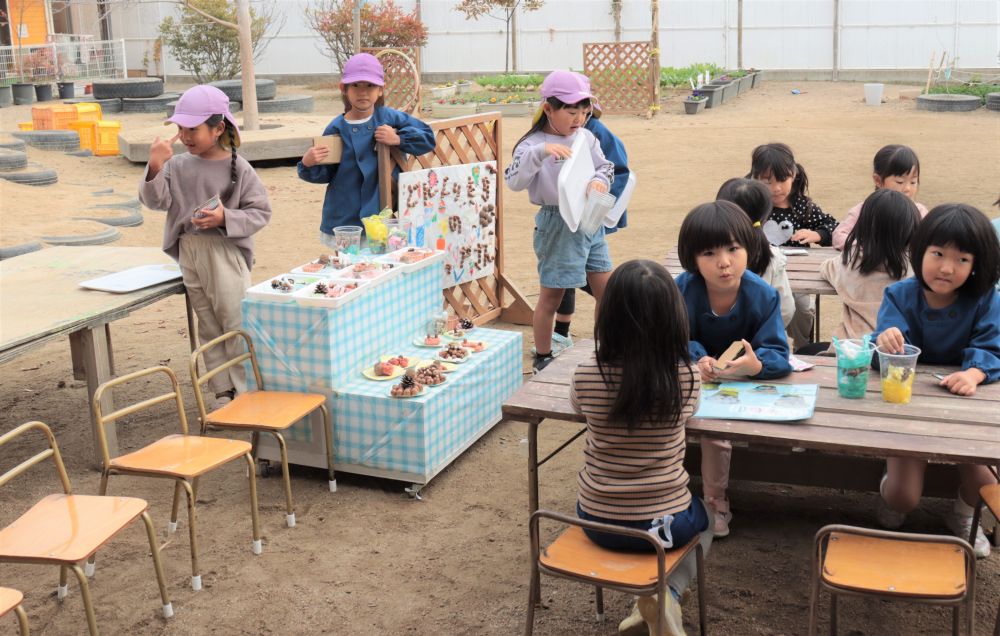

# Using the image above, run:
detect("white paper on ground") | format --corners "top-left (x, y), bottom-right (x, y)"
top-left (557, 132), bottom-right (595, 233)
top-left (604, 172), bottom-right (636, 228)
top-left (79, 263), bottom-right (182, 293)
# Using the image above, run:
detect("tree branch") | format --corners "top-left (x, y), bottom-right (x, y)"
top-left (177, 0), bottom-right (237, 30)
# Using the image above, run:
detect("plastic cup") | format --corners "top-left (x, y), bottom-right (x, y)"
top-left (385, 219), bottom-right (408, 251)
top-left (876, 344), bottom-right (921, 404)
top-left (579, 190), bottom-right (616, 236)
top-left (333, 225), bottom-right (362, 255)
top-left (834, 338), bottom-right (875, 399)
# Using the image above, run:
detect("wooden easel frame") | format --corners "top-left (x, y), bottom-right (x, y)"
top-left (377, 111), bottom-right (533, 326)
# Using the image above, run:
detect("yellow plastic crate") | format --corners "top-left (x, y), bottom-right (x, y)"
top-left (69, 120), bottom-right (98, 152)
top-left (73, 102), bottom-right (103, 122)
top-left (17, 121), bottom-right (34, 131)
top-left (94, 120), bottom-right (121, 157)
top-left (32, 104), bottom-right (79, 130)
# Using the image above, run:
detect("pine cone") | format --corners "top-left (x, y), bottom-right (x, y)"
top-left (400, 374), bottom-right (415, 389)
top-left (459, 318), bottom-right (474, 330)
top-left (315, 282), bottom-right (328, 295)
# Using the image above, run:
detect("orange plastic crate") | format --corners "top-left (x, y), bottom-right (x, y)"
top-left (73, 102), bottom-right (103, 123)
top-left (94, 121), bottom-right (121, 156)
top-left (69, 120), bottom-right (98, 152)
top-left (31, 104), bottom-right (79, 130)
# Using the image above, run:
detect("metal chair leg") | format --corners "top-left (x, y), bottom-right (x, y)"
top-left (140, 511), bottom-right (174, 619)
top-left (180, 479), bottom-right (201, 591)
top-left (993, 600), bottom-right (999, 636)
top-left (970, 500), bottom-right (984, 547)
top-left (524, 563), bottom-right (538, 636)
top-left (952, 605), bottom-right (960, 636)
top-left (829, 593), bottom-right (837, 636)
top-left (696, 543), bottom-right (708, 635)
top-left (71, 564), bottom-right (99, 636)
top-left (57, 565), bottom-right (69, 600)
top-left (594, 586), bottom-right (604, 620)
top-left (14, 603), bottom-right (29, 635)
top-left (272, 432), bottom-right (296, 527)
top-left (244, 453), bottom-right (262, 555)
top-left (168, 480), bottom-right (182, 534)
top-left (320, 404), bottom-right (336, 492)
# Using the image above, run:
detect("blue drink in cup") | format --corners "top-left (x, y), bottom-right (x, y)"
top-left (833, 337), bottom-right (875, 399)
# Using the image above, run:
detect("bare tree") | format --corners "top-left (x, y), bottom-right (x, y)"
top-left (454, 0), bottom-right (544, 73)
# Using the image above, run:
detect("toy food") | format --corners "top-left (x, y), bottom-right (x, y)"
top-left (270, 276), bottom-right (296, 292)
top-left (439, 343), bottom-right (469, 361)
top-left (445, 328), bottom-right (465, 339)
top-left (461, 339), bottom-right (485, 353)
top-left (314, 281), bottom-right (359, 298)
top-left (415, 362), bottom-right (446, 386)
top-left (302, 253), bottom-right (349, 272)
top-left (386, 355), bottom-right (410, 368)
top-left (391, 373), bottom-right (423, 398)
top-left (398, 248), bottom-right (434, 264)
top-left (424, 335), bottom-right (441, 346)
top-left (373, 361), bottom-right (396, 377)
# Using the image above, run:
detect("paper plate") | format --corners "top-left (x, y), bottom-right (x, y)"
top-left (380, 355), bottom-right (421, 368)
top-left (436, 353), bottom-right (469, 364)
top-left (361, 365), bottom-right (404, 381)
top-left (460, 341), bottom-right (488, 353)
top-left (414, 374), bottom-right (447, 388)
top-left (388, 386), bottom-right (425, 399)
top-left (442, 329), bottom-right (470, 341)
top-left (417, 360), bottom-right (457, 373)
top-left (556, 132), bottom-right (595, 233)
top-left (412, 337), bottom-right (443, 348)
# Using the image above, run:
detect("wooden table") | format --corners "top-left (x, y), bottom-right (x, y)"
top-left (0, 246), bottom-right (192, 464)
top-left (502, 339), bottom-right (1000, 518)
top-left (664, 245), bottom-right (838, 338)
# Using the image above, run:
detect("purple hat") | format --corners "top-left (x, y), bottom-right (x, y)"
top-left (341, 53), bottom-right (385, 87)
top-left (165, 85), bottom-right (241, 148)
top-left (534, 70), bottom-right (602, 123)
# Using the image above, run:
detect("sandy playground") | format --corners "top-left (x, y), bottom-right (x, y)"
top-left (0, 80), bottom-right (998, 634)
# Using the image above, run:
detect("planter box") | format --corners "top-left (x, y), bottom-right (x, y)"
top-left (478, 102), bottom-right (531, 117)
top-left (750, 71), bottom-right (762, 88)
top-left (697, 85), bottom-right (724, 109)
top-left (430, 85), bottom-right (456, 99)
top-left (739, 75), bottom-right (753, 94)
top-left (683, 98), bottom-right (707, 114)
top-left (455, 81), bottom-right (472, 94)
top-left (431, 102), bottom-right (477, 118)
top-left (713, 81), bottom-right (738, 103)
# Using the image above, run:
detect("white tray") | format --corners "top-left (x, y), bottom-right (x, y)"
top-left (246, 275), bottom-right (322, 303)
top-left (336, 261), bottom-right (401, 287)
top-left (292, 278), bottom-right (371, 308)
top-left (556, 132), bottom-right (595, 233)
top-left (375, 248), bottom-right (446, 273)
top-left (79, 263), bottom-right (182, 293)
top-left (290, 253), bottom-right (353, 276)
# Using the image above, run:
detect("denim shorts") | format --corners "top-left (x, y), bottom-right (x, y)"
top-left (533, 206), bottom-right (612, 289)
top-left (577, 498), bottom-right (710, 552)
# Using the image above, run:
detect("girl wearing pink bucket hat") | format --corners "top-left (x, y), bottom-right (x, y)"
top-left (140, 84), bottom-right (272, 404)
top-left (504, 70), bottom-right (615, 374)
top-left (299, 53), bottom-right (435, 245)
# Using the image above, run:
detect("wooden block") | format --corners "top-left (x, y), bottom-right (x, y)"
top-left (714, 341), bottom-right (745, 371)
top-left (313, 135), bottom-right (343, 164)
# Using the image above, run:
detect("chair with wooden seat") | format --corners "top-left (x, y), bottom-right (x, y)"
top-left (808, 524), bottom-right (976, 635)
top-left (90, 366), bottom-right (262, 591)
top-left (526, 509), bottom-right (708, 636)
top-left (970, 483), bottom-right (1000, 635)
top-left (0, 422), bottom-right (173, 635)
top-left (1, 587), bottom-right (30, 635)
top-left (190, 329), bottom-right (336, 528)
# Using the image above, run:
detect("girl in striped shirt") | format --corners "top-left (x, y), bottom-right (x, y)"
top-left (572, 259), bottom-right (713, 636)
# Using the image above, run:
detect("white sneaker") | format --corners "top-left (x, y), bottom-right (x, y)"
top-left (551, 333), bottom-right (574, 356)
top-left (637, 593), bottom-right (686, 636)
top-left (944, 499), bottom-right (991, 559)
top-left (876, 474), bottom-right (906, 530)
top-left (707, 497), bottom-right (732, 538)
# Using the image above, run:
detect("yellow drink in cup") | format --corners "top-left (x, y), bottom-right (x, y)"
top-left (875, 344), bottom-right (921, 405)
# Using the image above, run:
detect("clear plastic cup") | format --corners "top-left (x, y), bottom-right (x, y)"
top-left (333, 225), bottom-right (363, 255)
top-left (833, 338), bottom-right (875, 399)
top-left (385, 219), bottom-right (408, 251)
top-left (876, 344), bottom-right (921, 404)
top-left (578, 190), bottom-right (616, 236)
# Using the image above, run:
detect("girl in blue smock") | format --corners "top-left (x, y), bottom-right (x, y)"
top-left (298, 53), bottom-right (435, 245)
top-left (872, 203), bottom-right (1000, 558)
top-left (675, 201), bottom-right (793, 539)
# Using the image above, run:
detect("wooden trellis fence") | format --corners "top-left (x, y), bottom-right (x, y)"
top-left (583, 41), bottom-right (655, 115)
top-left (361, 47), bottom-right (421, 115)
top-left (376, 112), bottom-right (533, 326)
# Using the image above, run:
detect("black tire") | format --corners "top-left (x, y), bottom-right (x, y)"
top-left (0, 163), bottom-right (58, 186)
top-left (122, 93), bottom-right (181, 113)
top-left (0, 138), bottom-right (27, 152)
top-left (256, 95), bottom-right (314, 113)
top-left (166, 99), bottom-right (240, 117)
top-left (0, 241), bottom-right (43, 260)
top-left (93, 197), bottom-right (141, 210)
top-left (93, 78), bottom-right (165, 100)
top-left (12, 130), bottom-right (81, 151)
top-left (916, 94), bottom-right (981, 112)
top-left (64, 96), bottom-right (124, 114)
top-left (0, 149), bottom-right (28, 171)
top-left (75, 209), bottom-right (144, 227)
top-left (210, 79), bottom-right (277, 102)
top-left (41, 226), bottom-right (120, 246)
top-left (987, 101), bottom-right (1000, 112)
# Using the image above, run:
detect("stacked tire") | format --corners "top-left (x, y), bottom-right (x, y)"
top-left (205, 79), bottom-right (314, 115)
top-left (987, 92), bottom-right (1000, 112)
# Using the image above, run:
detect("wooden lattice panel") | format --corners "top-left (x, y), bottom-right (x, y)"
top-left (362, 47), bottom-right (421, 115)
top-left (583, 41), bottom-right (654, 115)
top-left (376, 113), bottom-right (532, 326)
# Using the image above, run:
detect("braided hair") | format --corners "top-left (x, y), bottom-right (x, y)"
top-left (203, 114), bottom-right (238, 186)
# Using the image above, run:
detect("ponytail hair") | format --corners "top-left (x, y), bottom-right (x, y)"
top-left (204, 113), bottom-right (238, 186)
top-left (748, 142), bottom-right (811, 204)
top-left (716, 177), bottom-right (774, 276)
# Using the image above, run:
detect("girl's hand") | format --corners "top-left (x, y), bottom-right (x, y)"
top-left (791, 229), bottom-right (821, 245)
top-left (302, 145), bottom-right (329, 167)
top-left (697, 356), bottom-right (720, 382)
top-left (875, 328), bottom-right (905, 354)
top-left (939, 368), bottom-right (986, 396)
top-left (192, 203), bottom-right (225, 230)
top-left (544, 144), bottom-right (573, 160)
top-left (588, 180), bottom-right (608, 194)
top-left (718, 340), bottom-right (762, 378)
top-left (148, 132), bottom-right (179, 175)
top-left (374, 125), bottom-right (401, 146)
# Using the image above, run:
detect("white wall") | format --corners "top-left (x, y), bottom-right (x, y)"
top-left (112, 0), bottom-right (999, 77)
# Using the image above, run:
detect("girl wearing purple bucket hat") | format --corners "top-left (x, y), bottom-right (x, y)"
top-left (299, 53), bottom-right (435, 245)
top-left (504, 70), bottom-right (615, 374)
top-left (140, 84), bottom-right (272, 405)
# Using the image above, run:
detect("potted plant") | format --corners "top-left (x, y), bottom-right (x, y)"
top-left (455, 78), bottom-right (472, 94)
top-left (431, 96), bottom-right (477, 118)
top-left (430, 83), bottom-right (456, 99)
top-left (697, 83), bottom-right (724, 108)
top-left (710, 75), bottom-right (738, 103)
top-left (683, 91), bottom-right (708, 114)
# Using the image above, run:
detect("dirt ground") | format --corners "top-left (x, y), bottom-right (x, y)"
top-left (1, 81), bottom-right (998, 635)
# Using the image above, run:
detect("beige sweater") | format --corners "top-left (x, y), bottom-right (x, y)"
top-left (832, 199), bottom-right (930, 250)
top-left (820, 256), bottom-right (911, 341)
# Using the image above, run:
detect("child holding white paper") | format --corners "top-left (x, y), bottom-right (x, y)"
top-left (504, 70), bottom-right (615, 373)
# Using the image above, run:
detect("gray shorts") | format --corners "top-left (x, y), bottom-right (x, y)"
top-left (533, 206), bottom-right (612, 289)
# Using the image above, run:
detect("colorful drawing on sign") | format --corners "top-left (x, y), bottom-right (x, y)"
top-left (694, 382), bottom-right (818, 422)
top-left (397, 161), bottom-right (498, 287)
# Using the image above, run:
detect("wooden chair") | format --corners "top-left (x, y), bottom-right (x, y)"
top-left (90, 366), bottom-right (261, 591)
top-left (808, 524), bottom-right (976, 635)
top-left (526, 509), bottom-right (708, 636)
top-left (1, 587), bottom-right (30, 635)
top-left (190, 329), bottom-right (336, 528)
top-left (970, 483), bottom-right (1000, 636)
top-left (0, 422), bottom-right (173, 635)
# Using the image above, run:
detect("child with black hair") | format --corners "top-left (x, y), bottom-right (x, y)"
top-left (873, 203), bottom-right (1000, 558)
top-left (676, 201), bottom-right (793, 537)
top-left (505, 70), bottom-right (615, 373)
top-left (749, 142), bottom-right (837, 347)
top-left (573, 259), bottom-right (712, 636)
top-left (832, 144), bottom-right (929, 250)
top-left (141, 84), bottom-right (272, 405)
top-left (716, 177), bottom-right (794, 327)
top-left (821, 189), bottom-right (920, 343)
